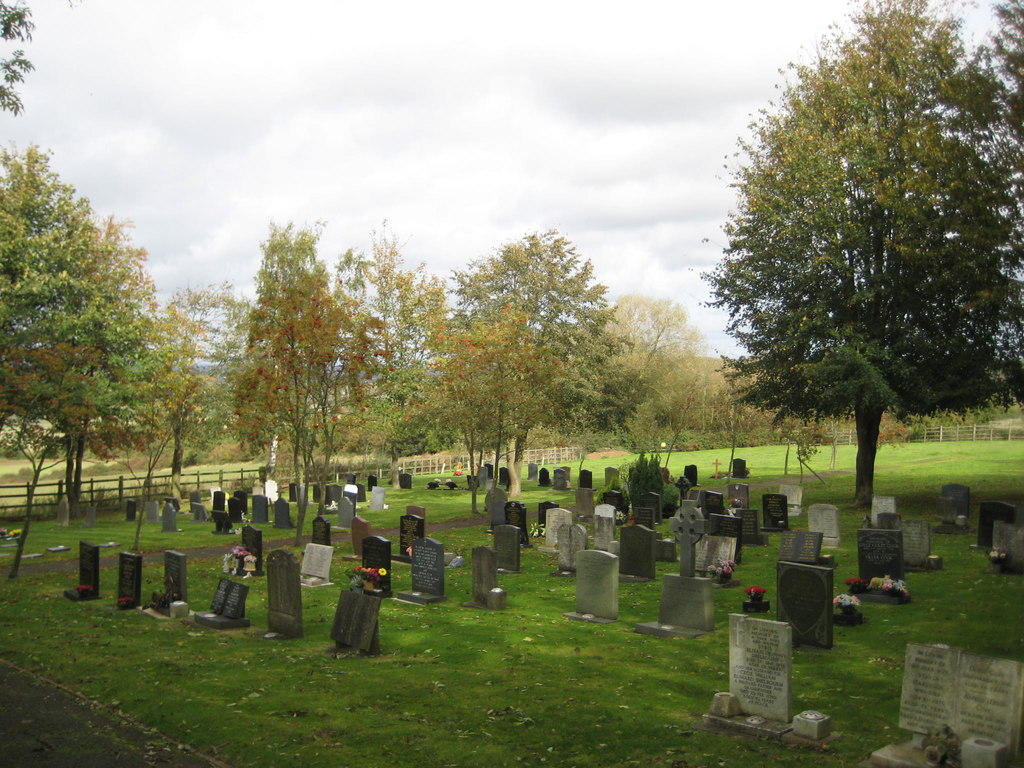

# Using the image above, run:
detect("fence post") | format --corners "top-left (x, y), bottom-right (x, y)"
top-left (118, 476), bottom-right (124, 505)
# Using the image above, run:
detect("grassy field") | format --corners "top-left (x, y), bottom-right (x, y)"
top-left (0, 440), bottom-right (1021, 768)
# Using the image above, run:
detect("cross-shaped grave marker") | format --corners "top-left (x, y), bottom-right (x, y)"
top-left (670, 501), bottom-right (706, 578)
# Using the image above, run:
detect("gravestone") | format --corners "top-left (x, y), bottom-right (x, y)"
top-left (776, 561), bottom-right (833, 649)
top-left (463, 546), bottom-right (505, 610)
top-left (703, 491), bottom-right (725, 517)
top-left (264, 479), bottom-right (279, 502)
top-left (486, 486), bottom-right (508, 529)
top-left (195, 579), bottom-right (251, 630)
top-left (398, 473), bottom-right (413, 490)
top-left (125, 499), bottom-right (137, 522)
top-left (857, 528), bottom-right (905, 581)
top-left (871, 495), bottom-right (897, 526)
top-left (325, 484), bottom-right (343, 506)
top-left (251, 495), bottom-right (269, 524)
top-left (867, 644), bottom-right (1024, 765)
top-left (694, 535), bottom-right (737, 576)
top-left (901, 519), bottom-right (932, 569)
top-left (940, 483), bottom-right (970, 520)
top-left (727, 615), bottom-right (792, 722)
top-left (730, 457), bottom-right (748, 478)
top-left (537, 501), bottom-right (558, 527)
top-left (273, 497), bottom-right (295, 529)
top-left (211, 510), bottom-right (233, 535)
top-left (397, 537), bottom-right (447, 604)
top-left (498, 466), bottom-right (510, 489)
top-left (312, 515), bottom-right (331, 546)
top-left (777, 530), bottom-right (823, 565)
top-left (82, 506), bottom-right (96, 528)
top-left (575, 487), bottom-right (595, 521)
top-left (538, 467), bottom-right (551, 487)
top-left (145, 501), bottom-right (160, 523)
top-left (553, 467), bottom-right (570, 491)
top-left (64, 542), bottom-right (101, 600)
top-left (395, 513), bottom-right (425, 563)
top-left (727, 483), bottom-right (750, 509)
top-left (806, 504), bottom-right (840, 548)
top-left (338, 497), bottom-right (355, 528)
top-left (288, 482), bottom-right (298, 502)
top-left (227, 497), bottom-right (244, 524)
top-left (233, 490), bottom-right (248, 515)
top-left (578, 469), bottom-right (593, 489)
top-left (495, 525), bottom-right (522, 574)
top-left (241, 526), bottom-right (264, 576)
top-left (212, 490), bottom-right (226, 512)
top-left (188, 490), bottom-right (202, 505)
top-left (876, 511), bottom-right (901, 530)
top-left (355, 483), bottom-right (366, 503)
top-left (604, 466), bottom-right (619, 486)
top-left (632, 493), bottom-right (658, 529)
top-left (565, 550), bottom-right (618, 622)
top-left (161, 502), bottom-right (179, 533)
top-left (977, 501), bottom-right (1016, 549)
top-left (484, 463), bottom-right (494, 479)
top-left (366, 475), bottom-right (377, 492)
top-left (475, 465), bottom-right (488, 492)
top-left (159, 550), bottom-right (188, 611)
top-left (709, 513), bottom-right (744, 565)
top-left (993, 521), bottom-right (1024, 574)
top-left (602, 489), bottom-right (626, 518)
top-left (527, 463), bottom-right (539, 482)
top-left (542, 508), bottom-right (572, 552)
top-left (343, 484), bottom-right (358, 510)
top-left (684, 465), bottom-right (698, 487)
top-left (778, 484), bottom-right (803, 516)
top-left (761, 494), bottom-right (788, 531)
top-left (556, 523), bottom-right (588, 574)
top-left (266, 549), bottom-right (303, 639)
top-left (117, 552), bottom-right (143, 609)
top-left (330, 591), bottom-right (381, 655)
top-left (619, 524), bottom-right (657, 582)
top-left (362, 536), bottom-right (392, 597)
top-left (349, 516), bottom-right (371, 560)
top-left (504, 502), bottom-right (529, 547)
top-left (190, 502), bottom-right (208, 523)
top-left (740, 509), bottom-right (766, 546)
top-left (406, 504), bottom-right (426, 522)
top-left (300, 543), bottom-right (334, 587)
top-left (370, 486), bottom-right (387, 511)
top-left (593, 506), bottom-right (616, 552)
top-left (936, 496), bottom-right (960, 528)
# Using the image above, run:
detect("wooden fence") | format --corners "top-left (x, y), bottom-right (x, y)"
top-left (824, 424), bottom-right (1022, 445)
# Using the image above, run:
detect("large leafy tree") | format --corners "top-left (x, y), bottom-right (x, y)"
top-left (0, 2), bottom-right (33, 114)
top-left (452, 230), bottom-right (612, 493)
top-left (706, 0), bottom-right (1024, 506)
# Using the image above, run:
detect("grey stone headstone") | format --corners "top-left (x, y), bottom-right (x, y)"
top-left (543, 508), bottom-right (572, 550)
top-left (575, 487), bottom-right (595, 520)
top-left (266, 549), bottom-right (304, 638)
top-left (776, 561), bottom-right (833, 649)
top-left (557, 523), bottom-right (588, 573)
top-left (978, 502), bottom-right (1016, 549)
top-left (250, 495), bottom-right (269, 525)
top-left (144, 501), bottom-right (160, 523)
top-left (619, 524), bottom-right (657, 581)
top-left (593, 506), bottom-right (616, 551)
top-left (81, 505), bottom-right (96, 529)
top-left (273, 497), bottom-right (295, 529)
top-left (572, 550), bottom-right (618, 620)
top-left (604, 466), bottom-right (619, 486)
top-left (527, 463), bottom-right (539, 482)
top-left (875, 511), bottom-right (900, 530)
top-left (264, 479), bottom-right (279, 502)
top-left (188, 490), bottom-right (202, 505)
top-left (727, 483), bottom-right (750, 509)
top-left (729, 615), bottom-right (792, 722)
top-left (470, 546), bottom-right (499, 607)
top-left (164, 550), bottom-right (187, 604)
top-left (486, 486), bottom-right (508, 528)
top-left (369, 486), bottom-right (387, 511)
top-left (807, 504), bottom-right (840, 547)
top-left (901, 519), bottom-right (931, 568)
top-left (778, 484), bottom-right (803, 513)
top-left (300, 543), bottom-right (334, 584)
top-left (190, 501), bottom-right (208, 523)
top-left (937, 496), bottom-right (959, 525)
top-left (694, 535), bottom-right (737, 576)
top-left (777, 530), bottom-right (823, 565)
top-left (940, 484), bottom-right (970, 519)
top-left (871, 494), bottom-right (897, 526)
top-left (495, 525), bottom-right (522, 573)
top-left (161, 503), bottom-right (178, 533)
top-left (640, 573), bottom-right (714, 635)
top-left (857, 528), bottom-right (904, 581)
top-left (408, 537), bottom-right (446, 599)
top-left (553, 467), bottom-right (570, 491)
top-left (338, 497), bottom-right (355, 528)
top-left (993, 521), bottom-right (1024, 574)
top-left (330, 590), bottom-right (381, 655)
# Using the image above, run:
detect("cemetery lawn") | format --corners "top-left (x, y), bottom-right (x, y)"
top-left (0, 440), bottom-right (1021, 768)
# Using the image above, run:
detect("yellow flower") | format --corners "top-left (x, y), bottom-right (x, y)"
top-left (378, 568), bottom-right (387, 576)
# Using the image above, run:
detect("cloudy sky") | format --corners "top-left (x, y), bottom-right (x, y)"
top-left (1, 1), bottom-right (1001, 355)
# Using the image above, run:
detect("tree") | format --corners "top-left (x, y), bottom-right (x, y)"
top-left (994, 0), bottom-right (1024, 213)
top-left (0, 2), bottom-right (33, 114)
top-left (706, 0), bottom-right (1024, 506)
top-left (452, 230), bottom-right (612, 494)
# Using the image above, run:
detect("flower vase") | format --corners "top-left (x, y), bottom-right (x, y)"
top-left (362, 580), bottom-right (375, 592)
top-left (743, 598), bottom-right (770, 613)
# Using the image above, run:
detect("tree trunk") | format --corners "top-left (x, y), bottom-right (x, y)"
top-left (390, 446), bottom-right (401, 490)
top-left (64, 435), bottom-right (76, 518)
top-left (8, 477), bottom-right (37, 580)
top-left (266, 435), bottom-right (278, 479)
top-left (171, 438), bottom-right (185, 500)
top-left (509, 434), bottom-right (526, 497)
top-left (854, 406), bottom-right (883, 507)
top-left (72, 434), bottom-right (85, 517)
top-left (292, 439), bottom-right (305, 547)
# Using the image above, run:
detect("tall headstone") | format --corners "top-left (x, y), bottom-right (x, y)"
top-left (64, 541), bottom-right (101, 600)
top-left (806, 504), bottom-right (841, 548)
top-left (338, 497), bottom-right (355, 528)
top-left (263, 479), bottom-right (279, 503)
top-left (683, 465), bottom-right (698, 488)
top-left (578, 469), bottom-right (593, 489)
top-left (527, 463), bottom-right (539, 482)
top-left (566, 550), bottom-right (618, 622)
top-left (728, 615), bottom-right (793, 722)
top-left (538, 467), bottom-right (551, 487)
top-left (266, 550), bottom-right (304, 638)
top-left (300, 542), bottom-right (334, 587)
top-left (395, 513), bottom-right (425, 563)
top-left (776, 561), bottom-right (833, 649)
top-left (124, 499), bottom-right (137, 522)
top-left (486, 486), bottom-right (509, 529)
top-left (504, 502), bottom-right (529, 547)
top-left (349, 516), bottom-right (371, 560)
top-left (556, 523), bottom-right (588, 574)
top-left (397, 537), bottom-right (446, 604)
top-left (464, 545), bottom-right (505, 610)
top-left (161, 550), bottom-right (188, 608)
top-left (250, 495), bottom-right (269, 525)
top-left (494, 525), bottom-right (522, 574)
top-left (117, 552), bottom-right (143, 609)
top-left (761, 494), bottom-right (788, 531)
top-left (593, 505), bottom-right (616, 552)
top-left (161, 502), bottom-right (179, 533)
top-left (498, 466), bottom-right (510, 489)
top-left (901, 519), bottom-right (932, 569)
top-left (212, 490), bottom-right (226, 512)
top-left (227, 496), bottom-right (244, 524)
top-left (361, 536), bottom-right (392, 598)
top-left (619, 524), bottom-right (657, 582)
top-left (369, 486), bottom-right (387, 511)
top-left (273, 497), bottom-right (295, 530)
top-left (355, 483), bottom-right (366, 503)
top-left (858, 528), bottom-right (905, 581)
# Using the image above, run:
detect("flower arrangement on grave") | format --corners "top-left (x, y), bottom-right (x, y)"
top-left (744, 585), bottom-right (766, 602)
top-left (833, 593), bottom-right (861, 613)
top-left (880, 577), bottom-right (909, 598)
top-left (989, 548), bottom-right (1008, 564)
top-left (844, 577), bottom-right (868, 594)
top-left (706, 558), bottom-right (736, 582)
top-left (924, 724), bottom-right (961, 767)
top-left (529, 522), bottom-right (545, 538)
top-left (117, 596), bottom-right (136, 610)
top-left (75, 584), bottom-right (94, 598)
top-left (348, 565), bottom-right (387, 590)
top-left (0, 527), bottom-right (21, 540)
top-left (242, 552), bottom-right (257, 576)
top-left (730, 498), bottom-right (744, 509)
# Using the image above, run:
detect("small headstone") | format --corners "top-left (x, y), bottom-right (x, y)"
top-left (195, 579), bottom-right (251, 630)
top-left (575, 487), bottom-right (595, 520)
top-left (553, 466), bottom-right (570, 491)
top-left (361, 536), bottom-right (392, 597)
top-left (338, 497), bottom-right (355, 528)
top-left (330, 591), bottom-right (381, 655)
top-left (161, 503), bottom-right (178, 533)
top-left (703, 491), bottom-right (725, 517)
top-left (80, 505), bottom-right (96, 529)
top-left (776, 561), bottom-right (833, 649)
top-left (211, 510), bottom-right (233, 535)
top-left (730, 458), bottom-right (748, 478)
top-left (709, 513), bottom-right (744, 565)
top-left (355, 482), bottom-right (366, 503)
top-left (397, 537), bottom-right (447, 604)
top-left (543, 508), bottom-right (572, 551)
top-left (857, 528), bottom-right (905, 581)
top-left (875, 511), bottom-right (900, 530)
top-left (189, 490), bottom-right (202, 505)
top-left (901, 519), bottom-right (931, 569)
top-left (695, 535), bottom-right (737, 577)
top-left (871, 494), bottom-right (897, 526)
top-left (777, 530), bottom-right (823, 565)
top-left (464, 545), bottom-right (502, 609)
top-left (635, 573), bottom-right (714, 638)
top-left (993, 521), bottom-right (1024, 574)
top-left (117, 552), bottom-right (143, 609)
top-left (398, 473), bottom-right (413, 490)
top-left (495, 525), bottom-right (522, 573)
top-left (264, 479), bottom-right (279, 502)
top-left (556, 523), bottom-right (588, 573)
top-left (369, 486), bottom-right (387, 511)
top-left (300, 543), bottom-right (334, 587)
top-left (940, 483), bottom-right (970, 519)
top-left (593, 505), bottom-right (616, 551)
top-left (312, 516), bottom-right (331, 546)
top-left (632, 493), bottom-right (658, 529)
top-left (124, 499), bottom-right (137, 522)
top-left (190, 502), bottom-right (208, 523)
top-left (251, 495), bottom-right (269, 524)
top-left (739, 509), bottom-right (766, 546)
top-left (144, 501), bottom-right (160, 523)
top-left (684, 465), bottom-right (698, 487)
top-left (266, 549), bottom-right (304, 639)
top-left (537, 500), bottom-right (558, 527)
top-left (778, 484), bottom-right (803, 515)
top-left (578, 469), bottom-right (593, 489)
top-left (566, 550), bottom-right (618, 622)
top-left (619, 524), bottom-right (657, 582)
top-left (604, 466), bottom-right (619, 486)
top-left (527, 463), bottom-right (539, 482)
top-left (538, 467), bottom-right (551, 487)
top-left (761, 494), bottom-right (788, 531)
top-left (806, 504), bottom-right (840, 548)
top-left (977, 501), bottom-right (1016, 549)
top-left (349, 516), bottom-right (371, 560)
top-left (326, 484), bottom-right (343, 506)
top-left (273, 497), bottom-right (295, 529)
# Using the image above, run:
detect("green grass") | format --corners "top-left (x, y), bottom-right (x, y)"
top-left (0, 440), bottom-right (1022, 768)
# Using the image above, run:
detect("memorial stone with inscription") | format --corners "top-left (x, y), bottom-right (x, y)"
top-left (728, 614), bottom-right (793, 723)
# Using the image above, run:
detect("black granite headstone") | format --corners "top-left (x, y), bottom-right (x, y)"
top-left (761, 493), bottom-right (789, 531)
top-left (362, 536), bottom-right (393, 597)
top-left (857, 528), bottom-right (904, 581)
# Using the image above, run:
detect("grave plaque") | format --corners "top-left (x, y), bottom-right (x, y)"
top-left (395, 514), bottom-right (425, 563)
top-left (196, 579), bottom-right (251, 629)
top-left (312, 516), bottom-right (331, 546)
top-left (977, 501), bottom-right (1016, 549)
top-left (266, 550), bottom-right (304, 638)
top-left (567, 550), bottom-right (618, 622)
top-left (776, 561), bottom-right (833, 649)
top-left (857, 528), bottom-right (904, 581)
top-left (495, 525), bottom-right (522, 574)
top-left (362, 536), bottom-right (392, 597)
top-left (777, 530), bottom-right (823, 565)
top-left (398, 537), bottom-right (446, 604)
top-left (117, 552), bottom-right (143, 608)
top-left (761, 494), bottom-right (788, 531)
top-left (901, 519), bottom-right (931, 568)
top-left (806, 504), bottom-right (840, 548)
top-left (619, 524), bottom-right (657, 581)
top-left (330, 591), bottom-right (381, 655)
top-left (729, 614), bottom-right (792, 722)
top-left (300, 542), bottom-right (334, 587)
